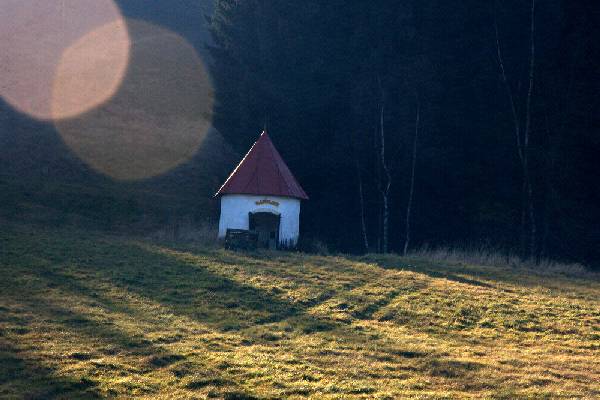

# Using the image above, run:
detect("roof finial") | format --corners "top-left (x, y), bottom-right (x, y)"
top-left (262, 116), bottom-right (268, 135)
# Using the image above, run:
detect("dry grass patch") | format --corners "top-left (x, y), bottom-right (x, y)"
top-left (1, 224), bottom-right (599, 399)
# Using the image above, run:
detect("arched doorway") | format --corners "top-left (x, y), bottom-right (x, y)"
top-left (249, 212), bottom-right (280, 249)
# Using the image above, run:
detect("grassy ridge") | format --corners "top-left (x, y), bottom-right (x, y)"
top-left (1, 224), bottom-right (599, 399)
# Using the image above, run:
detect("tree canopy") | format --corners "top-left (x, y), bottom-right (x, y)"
top-left (208, 0), bottom-right (600, 263)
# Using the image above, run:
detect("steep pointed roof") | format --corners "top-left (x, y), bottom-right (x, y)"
top-left (215, 131), bottom-right (309, 200)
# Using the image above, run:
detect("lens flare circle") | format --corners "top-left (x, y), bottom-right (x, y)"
top-left (0, 0), bottom-right (129, 120)
top-left (55, 20), bottom-right (214, 181)
top-left (51, 20), bottom-right (130, 120)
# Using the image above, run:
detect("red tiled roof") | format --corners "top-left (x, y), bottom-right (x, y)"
top-left (215, 131), bottom-right (309, 200)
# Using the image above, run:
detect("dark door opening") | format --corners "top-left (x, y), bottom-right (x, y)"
top-left (249, 212), bottom-right (280, 249)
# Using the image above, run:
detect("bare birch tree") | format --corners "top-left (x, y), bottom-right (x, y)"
top-left (377, 79), bottom-right (391, 253)
top-left (351, 125), bottom-right (369, 252)
top-left (494, 0), bottom-right (537, 259)
top-left (356, 158), bottom-right (370, 251)
top-left (403, 95), bottom-right (420, 256)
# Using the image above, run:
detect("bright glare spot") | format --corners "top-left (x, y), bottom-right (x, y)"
top-left (52, 20), bottom-right (130, 120)
top-left (0, 0), bottom-right (129, 120)
top-left (55, 20), bottom-right (214, 181)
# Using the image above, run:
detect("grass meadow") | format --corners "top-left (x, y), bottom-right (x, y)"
top-left (1, 224), bottom-right (599, 399)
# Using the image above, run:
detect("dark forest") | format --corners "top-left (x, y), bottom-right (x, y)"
top-left (207, 0), bottom-right (599, 264)
top-left (1, 0), bottom-right (599, 267)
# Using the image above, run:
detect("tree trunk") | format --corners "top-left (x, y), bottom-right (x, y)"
top-left (379, 94), bottom-right (391, 254)
top-left (377, 202), bottom-right (382, 253)
top-left (494, 0), bottom-right (537, 260)
top-left (356, 158), bottom-right (369, 252)
top-left (495, 11), bottom-right (525, 254)
top-left (403, 97), bottom-right (420, 256)
top-left (523, 0), bottom-right (536, 259)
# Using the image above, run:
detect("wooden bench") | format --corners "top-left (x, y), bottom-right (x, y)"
top-left (224, 229), bottom-right (258, 251)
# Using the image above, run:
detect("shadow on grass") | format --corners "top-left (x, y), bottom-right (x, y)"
top-left (0, 278), bottom-right (247, 398)
top-left (356, 254), bottom-right (518, 291)
top-left (358, 253), bottom-right (600, 293)
top-left (0, 336), bottom-right (102, 399)
top-left (1, 228), bottom-right (515, 397)
top-left (46, 239), bottom-right (343, 336)
top-left (2, 237), bottom-right (340, 397)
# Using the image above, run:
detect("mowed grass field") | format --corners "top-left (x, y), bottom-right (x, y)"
top-left (1, 225), bottom-right (599, 399)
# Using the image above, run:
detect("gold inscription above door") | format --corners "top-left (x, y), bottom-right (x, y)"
top-left (255, 199), bottom-right (280, 207)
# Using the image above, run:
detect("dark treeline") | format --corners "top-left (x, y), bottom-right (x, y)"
top-left (0, 1), bottom-right (598, 267)
top-left (208, 0), bottom-right (599, 264)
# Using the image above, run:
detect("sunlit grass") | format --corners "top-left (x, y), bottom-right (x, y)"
top-left (1, 224), bottom-right (599, 399)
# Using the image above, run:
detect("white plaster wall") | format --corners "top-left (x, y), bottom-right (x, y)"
top-left (218, 194), bottom-right (301, 245)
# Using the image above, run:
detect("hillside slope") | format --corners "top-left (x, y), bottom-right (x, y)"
top-left (0, 0), bottom-right (233, 229)
top-left (1, 224), bottom-right (599, 399)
